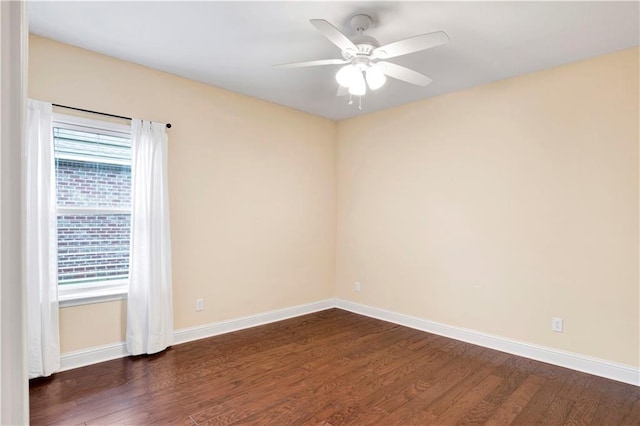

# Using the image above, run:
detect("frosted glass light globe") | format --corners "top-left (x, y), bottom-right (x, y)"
top-left (366, 64), bottom-right (386, 90)
top-left (348, 70), bottom-right (366, 96)
top-left (336, 65), bottom-right (357, 88)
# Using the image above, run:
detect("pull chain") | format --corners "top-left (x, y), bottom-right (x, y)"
top-left (345, 93), bottom-right (363, 110)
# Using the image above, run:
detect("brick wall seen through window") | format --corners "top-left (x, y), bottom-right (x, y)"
top-left (53, 118), bottom-right (132, 289)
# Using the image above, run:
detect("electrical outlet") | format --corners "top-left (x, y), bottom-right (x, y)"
top-left (196, 298), bottom-right (204, 312)
top-left (355, 282), bottom-right (361, 292)
top-left (552, 317), bottom-right (563, 333)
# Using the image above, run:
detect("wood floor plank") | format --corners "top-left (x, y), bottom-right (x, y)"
top-left (484, 374), bottom-right (546, 426)
top-left (455, 357), bottom-right (531, 425)
top-left (30, 309), bottom-right (640, 426)
top-left (591, 392), bottom-right (639, 425)
top-left (562, 378), bottom-right (601, 426)
top-left (432, 374), bottom-right (503, 424)
top-left (537, 396), bottom-right (576, 425)
top-left (425, 354), bottom-right (509, 418)
top-left (620, 398), bottom-right (640, 426)
top-left (314, 342), bottom-right (470, 424)
top-left (510, 376), bottom-right (571, 424)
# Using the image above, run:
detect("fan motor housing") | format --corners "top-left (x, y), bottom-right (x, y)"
top-left (342, 35), bottom-right (380, 59)
top-left (352, 34), bottom-right (380, 49)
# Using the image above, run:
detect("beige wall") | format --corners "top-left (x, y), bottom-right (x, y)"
top-left (336, 48), bottom-right (639, 367)
top-left (59, 301), bottom-right (127, 352)
top-left (29, 35), bottom-right (337, 353)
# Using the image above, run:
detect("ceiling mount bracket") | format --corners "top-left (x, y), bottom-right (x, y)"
top-left (350, 14), bottom-right (372, 33)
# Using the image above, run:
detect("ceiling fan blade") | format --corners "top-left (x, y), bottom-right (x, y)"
top-left (310, 19), bottom-right (358, 53)
top-left (374, 31), bottom-right (450, 59)
top-left (378, 61), bottom-right (433, 87)
top-left (274, 59), bottom-right (348, 68)
top-left (336, 85), bottom-right (348, 97)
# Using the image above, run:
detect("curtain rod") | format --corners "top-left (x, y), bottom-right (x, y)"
top-left (52, 103), bottom-right (172, 129)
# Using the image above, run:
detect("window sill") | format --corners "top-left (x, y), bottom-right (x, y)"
top-left (58, 288), bottom-right (128, 308)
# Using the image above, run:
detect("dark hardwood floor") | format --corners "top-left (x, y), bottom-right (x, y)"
top-left (30, 309), bottom-right (640, 425)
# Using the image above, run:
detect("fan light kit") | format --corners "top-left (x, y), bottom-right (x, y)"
top-left (275, 14), bottom-right (450, 109)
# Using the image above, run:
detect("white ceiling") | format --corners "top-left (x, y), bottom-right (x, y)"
top-left (28, 1), bottom-right (639, 121)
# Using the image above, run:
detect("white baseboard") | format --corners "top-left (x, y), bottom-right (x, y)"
top-left (59, 298), bottom-right (335, 372)
top-left (173, 298), bottom-right (335, 345)
top-left (59, 342), bottom-right (127, 372)
top-left (335, 299), bottom-right (640, 386)
top-left (59, 297), bottom-right (639, 386)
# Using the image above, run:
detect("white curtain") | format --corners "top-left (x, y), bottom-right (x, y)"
top-left (25, 99), bottom-right (60, 378)
top-left (126, 119), bottom-right (173, 355)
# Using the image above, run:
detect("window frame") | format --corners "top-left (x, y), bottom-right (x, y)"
top-left (52, 113), bottom-right (132, 307)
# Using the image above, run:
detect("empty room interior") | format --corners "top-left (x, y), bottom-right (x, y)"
top-left (3, 0), bottom-right (640, 424)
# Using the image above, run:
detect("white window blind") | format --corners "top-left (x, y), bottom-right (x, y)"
top-left (53, 115), bottom-right (132, 299)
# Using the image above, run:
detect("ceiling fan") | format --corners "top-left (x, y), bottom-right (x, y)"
top-left (275, 14), bottom-right (450, 102)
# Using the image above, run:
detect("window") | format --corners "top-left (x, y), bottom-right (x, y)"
top-left (53, 114), bottom-right (132, 305)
